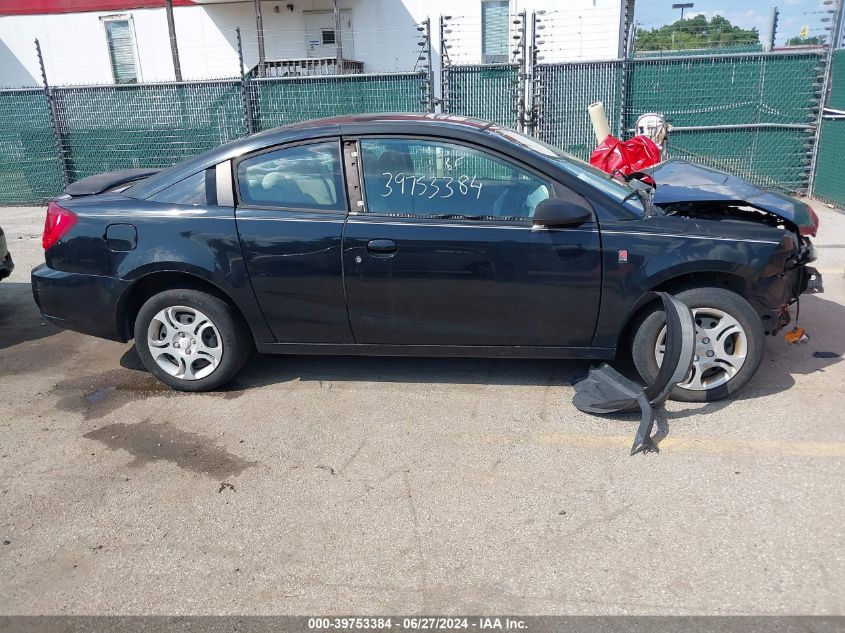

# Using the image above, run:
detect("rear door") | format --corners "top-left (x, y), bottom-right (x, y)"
top-left (234, 138), bottom-right (354, 343)
top-left (341, 136), bottom-right (602, 347)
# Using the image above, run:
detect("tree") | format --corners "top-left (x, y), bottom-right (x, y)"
top-left (636, 14), bottom-right (760, 51)
top-left (787, 35), bottom-right (826, 46)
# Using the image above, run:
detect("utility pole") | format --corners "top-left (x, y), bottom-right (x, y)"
top-left (165, 0), bottom-right (182, 82)
top-left (254, 0), bottom-right (266, 77)
top-left (334, 0), bottom-right (344, 74)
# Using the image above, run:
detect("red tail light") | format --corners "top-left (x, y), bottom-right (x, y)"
top-left (43, 201), bottom-right (77, 250)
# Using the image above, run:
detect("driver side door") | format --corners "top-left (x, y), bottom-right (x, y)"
top-left (341, 136), bottom-right (602, 348)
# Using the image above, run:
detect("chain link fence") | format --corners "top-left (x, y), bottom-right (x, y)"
top-left (623, 51), bottom-right (824, 191)
top-left (53, 81), bottom-right (245, 182)
top-left (534, 61), bottom-right (623, 160)
top-left (813, 49), bottom-right (845, 207)
top-left (441, 64), bottom-right (521, 128)
top-left (0, 8), bottom-right (839, 206)
top-left (0, 89), bottom-right (64, 205)
top-left (251, 72), bottom-right (426, 130)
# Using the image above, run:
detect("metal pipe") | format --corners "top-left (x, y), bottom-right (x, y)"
top-left (626, 123), bottom-right (814, 132)
top-left (165, 0), bottom-right (182, 82)
top-left (633, 49), bottom-right (826, 63)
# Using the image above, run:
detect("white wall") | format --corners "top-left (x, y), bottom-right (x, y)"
top-left (0, 0), bottom-right (622, 87)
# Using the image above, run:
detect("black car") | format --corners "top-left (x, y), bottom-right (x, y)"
top-left (31, 114), bottom-right (821, 399)
top-left (0, 223), bottom-right (13, 281)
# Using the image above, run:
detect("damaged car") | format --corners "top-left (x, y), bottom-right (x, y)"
top-left (31, 114), bottom-right (821, 398)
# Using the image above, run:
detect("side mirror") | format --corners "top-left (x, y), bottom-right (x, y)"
top-left (532, 198), bottom-right (593, 227)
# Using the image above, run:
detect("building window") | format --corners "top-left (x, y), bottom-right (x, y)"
top-left (321, 29), bottom-right (336, 46)
top-left (481, 0), bottom-right (509, 64)
top-left (102, 16), bottom-right (139, 84)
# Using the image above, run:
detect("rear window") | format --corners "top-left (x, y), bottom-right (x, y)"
top-left (148, 170), bottom-right (209, 206)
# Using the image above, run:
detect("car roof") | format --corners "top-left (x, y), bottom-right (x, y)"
top-left (286, 112), bottom-right (497, 131)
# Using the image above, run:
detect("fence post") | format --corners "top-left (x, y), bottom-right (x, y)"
top-left (236, 27), bottom-right (257, 136)
top-left (526, 11), bottom-right (541, 136)
top-left (617, 0), bottom-right (636, 137)
top-left (514, 10), bottom-right (527, 133)
top-left (36, 38), bottom-right (71, 187)
top-left (809, 0), bottom-right (843, 196)
top-left (419, 17), bottom-right (435, 113)
top-left (439, 15), bottom-right (451, 114)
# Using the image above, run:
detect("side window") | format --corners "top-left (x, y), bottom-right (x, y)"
top-left (359, 138), bottom-right (551, 220)
top-left (237, 142), bottom-right (345, 211)
top-left (149, 170), bottom-right (208, 206)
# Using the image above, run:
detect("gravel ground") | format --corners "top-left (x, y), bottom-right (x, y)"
top-left (0, 200), bottom-right (843, 615)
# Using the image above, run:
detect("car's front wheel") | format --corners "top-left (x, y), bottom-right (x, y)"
top-left (134, 289), bottom-right (250, 391)
top-left (631, 287), bottom-right (765, 402)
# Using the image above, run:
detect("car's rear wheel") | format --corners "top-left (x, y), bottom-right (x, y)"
top-left (134, 289), bottom-right (250, 391)
top-left (631, 287), bottom-right (764, 402)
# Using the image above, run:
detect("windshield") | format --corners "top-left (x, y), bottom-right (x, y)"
top-left (491, 126), bottom-right (645, 215)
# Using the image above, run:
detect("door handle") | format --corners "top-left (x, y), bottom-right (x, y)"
top-left (366, 239), bottom-right (397, 255)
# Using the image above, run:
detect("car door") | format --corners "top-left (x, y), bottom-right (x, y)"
top-left (234, 139), bottom-right (355, 343)
top-left (342, 136), bottom-right (602, 347)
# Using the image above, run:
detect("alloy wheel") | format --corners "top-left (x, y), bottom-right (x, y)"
top-left (146, 305), bottom-right (223, 380)
top-left (654, 306), bottom-right (748, 391)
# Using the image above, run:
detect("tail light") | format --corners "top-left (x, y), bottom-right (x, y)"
top-left (43, 201), bottom-right (77, 250)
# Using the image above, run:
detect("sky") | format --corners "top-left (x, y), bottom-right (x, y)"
top-left (634, 0), bottom-right (835, 46)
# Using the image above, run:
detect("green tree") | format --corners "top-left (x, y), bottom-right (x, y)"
top-left (636, 14), bottom-right (760, 51)
top-left (786, 35), bottom-right (826, 46)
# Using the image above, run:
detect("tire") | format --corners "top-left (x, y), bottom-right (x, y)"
top-left (631, 287), bottom-right (764, 402)
top-left (134, 289), bottom-right (251, 392)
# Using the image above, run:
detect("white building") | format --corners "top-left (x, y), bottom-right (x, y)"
top-left (0, 0), bottom-right (625, 88)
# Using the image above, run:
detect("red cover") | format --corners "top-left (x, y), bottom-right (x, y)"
top-left (589, 134), bottom-right (661, 176)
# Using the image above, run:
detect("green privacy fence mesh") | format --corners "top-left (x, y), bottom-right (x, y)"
top-left (625, 53), bottom-right (822, 128)
top-left (53, 81), bottom-right (246, 181)
top-left (0, 90), bottom-right (64, 205)
top-left (0, 73), bottom-right (427, 205)
top-left (531, 51), bottom-right (824, 192)
top-left (442, 64), bottom-right (520, 128)
top-left (252, 72), bottom-right (426, 130)
top-left (625, 52), bottom-right (823, 191)
top-left (813, 50), bottom-right (845, 208)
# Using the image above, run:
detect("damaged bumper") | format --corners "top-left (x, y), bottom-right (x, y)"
top-left (802, 266), bottom-right (824, 294)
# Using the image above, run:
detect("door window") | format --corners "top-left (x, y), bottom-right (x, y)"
top-left (236, 142), bottom-right (346, 211)
top-left (359, 138), bottom-right (551, 220)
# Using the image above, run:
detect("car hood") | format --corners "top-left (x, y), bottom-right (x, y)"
top-left (647, 159), bottom-right (818, 236)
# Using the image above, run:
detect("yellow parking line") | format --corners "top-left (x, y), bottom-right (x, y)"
top-left (535, 433), bottom-right (845, 457)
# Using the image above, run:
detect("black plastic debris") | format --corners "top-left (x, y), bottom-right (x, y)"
top-left (573, 292), bottom-right (696, 455)
top-left (812, 351), bottom-right (841, 359)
